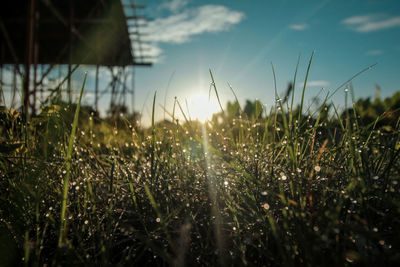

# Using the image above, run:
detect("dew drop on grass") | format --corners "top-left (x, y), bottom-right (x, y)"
top-left (262, 203), bottom-right (270, 210)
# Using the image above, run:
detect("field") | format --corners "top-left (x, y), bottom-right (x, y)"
top-left (1, 62), bottom-right (400, 266)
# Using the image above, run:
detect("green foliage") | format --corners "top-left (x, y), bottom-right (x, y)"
top-left (351, 91), bottom-right (400, 128)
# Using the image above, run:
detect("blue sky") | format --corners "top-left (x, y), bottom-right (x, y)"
top-left (129, 0), bottom-right (400, 124)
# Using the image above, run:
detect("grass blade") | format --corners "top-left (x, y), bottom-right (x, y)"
top-left (58, 72), bottom-right (87, 247)
top-left (151, 91), bottom-right (157, 181)
top-left (209, 69), bottom-right (224, 113)
top-left (289, 54), bottom-right (301, 126)
top-left (298, 51), bottom-right (314, 124)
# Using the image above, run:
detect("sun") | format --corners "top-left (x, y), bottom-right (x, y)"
top-left (187, 92), bottom-right (221, 123)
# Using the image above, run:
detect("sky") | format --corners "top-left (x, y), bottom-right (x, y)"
top-left (2, 0), bottom-right (400, 125)
top-left (130, 0), bottom-right (400, 124)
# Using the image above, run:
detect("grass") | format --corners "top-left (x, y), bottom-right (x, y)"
top-left (0, 58), bottom-right (400, 266)
top-left (58, 72), bottom-right (87, 247)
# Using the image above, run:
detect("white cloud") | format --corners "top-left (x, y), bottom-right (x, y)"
top-left (342, 14), bottom-right (400, 32)
top-left (300, 80), bottom-right (330, 88)
top-left (133, 43), bottom-right (164, 63)
top-left (146, 5), bottom-right (244, 44)
top-left (342, 15), bottom-right (375, 25)
top-left (159, 0), bottom-right (189, 13)
top-left (142, 4), bottom-right (244, 62)
top-left (366, 49), bottom-right (383, 56)
top-left (289, 24), bottom-right (308, 31)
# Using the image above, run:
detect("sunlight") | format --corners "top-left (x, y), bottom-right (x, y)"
top-left (187, 92), bottom-right (221, 122)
